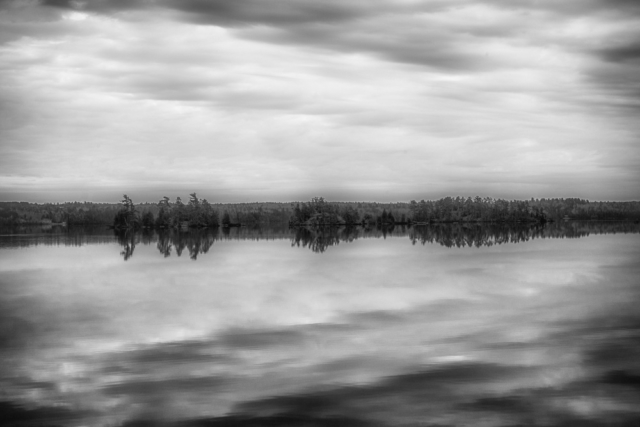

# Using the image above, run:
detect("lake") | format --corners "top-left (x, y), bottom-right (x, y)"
top-left (1, 222), bottom-right (639, 426)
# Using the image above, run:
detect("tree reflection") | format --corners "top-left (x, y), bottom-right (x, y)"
top-left (409, 224), bottom-right (540, 248)
top-left (0, 225), bottom-right (114, 248)
top-left (155, 229), bottom-right (216, 260)
top-left (408, 221), bottom-right (640, 248)
top-left (292, 225), bottom-right (405, 253)
top-left (292, 228), bottom-right (341, 253)
top-left (156, 230), bottom-right (172, 258)
top-left (112, 221), bottom-right (640, 259)
top-left (115, 230), bottom-right (137, 261)
top-left (140, 228), bottom-right (154, 245)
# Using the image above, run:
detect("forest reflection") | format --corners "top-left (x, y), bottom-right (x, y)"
top-left (116, 227), bottom-right (296, 260)
top-left (2, 221), bottom-right (638, 258)
top-left (406, 221), bottom-right (640, 248)
top-left (0, 225), bottom-right (115, 248)
top-left (291, 225), bottom-right (409, 253)
top-left (111, 221), bottom-right (640, 259)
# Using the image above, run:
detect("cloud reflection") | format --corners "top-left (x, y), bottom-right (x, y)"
top-left (1, 226), bottom-right (639, 426)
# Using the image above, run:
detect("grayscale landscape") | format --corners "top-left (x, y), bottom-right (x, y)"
top-left (1, 1), bottom-right (639, 426)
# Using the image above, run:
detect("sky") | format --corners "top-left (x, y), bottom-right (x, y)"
top-left (1, 0), bottom-right (639, 203)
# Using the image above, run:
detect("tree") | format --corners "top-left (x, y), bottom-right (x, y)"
top-left (187, 193), bottom-right (205, 227)
top-left (387, 210), bottom-right (395, 224)
top-left (113, 195), bottom-right (140, 229)
top-left (341, 205), bottom-right (360, 224)
top-left (201, 199), bottom-right (219, 227)
top-left (173, 197), bottom-right (185, 227)
top-left (222, 210), bottom-right (231, 226)
top-left (141, 211), bottom-right (155, 228)
top-left (156, 196), bottom-right (171, 228)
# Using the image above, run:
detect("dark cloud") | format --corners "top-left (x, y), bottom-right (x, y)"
top-left (0, 278), bottom-right (111, 354)
top-left (342, 309), bottom-right (408, 326)
top-left (41, 0), bottom-right (72, 7)
top-left (164, 0), bottom-right (372, 26)
top-left (37, 0), bottom-right (640, 27)
top-left (95, 326), bottom-right (318, 378)
top-left (103, 375), bottom-right (229, 397)
top-left (598, 42), bottom-right (640, 63)
top-left (0, 307), bottom-right (41, 350)
top-left (122, 340), bottom-right (231, 365)
top-left (28, 0), bottom-right (640, 75)
top-left (593, 0), bottom-right (640, 14)
top-left (122, 413), bottom-right (373, 427)
top-left (38, 0), bottom-right (397, 24)
top-left (99, 339), bottom-right (237, 377)
top-left (486, 0), bottom-right (640, 17)
top-left (602, 370), bottom-right (640, 390)
top-left (214, 322), bottom-right (355, 350)
top-left (0, 400), bottom-right (94, 426)
top-left (234, 362), bottom-right (526, 417)
top-left (0, 282), bottom-right (53, 352)
top-left (222, 360), bottom-right (640, 426)
top-left (461, 396), bottom-right (532, 414)
top-left (100, 320), bottom-right (356, 367)
top-left (121, 360), bottom-right (640, 426)
top-left (40, 0), bottom-right (640, 23)
top-left (585, 336), bottom-right (640, 372)
top-left (186, 414), bottom-right (374, 427)
top-left (1, 375), bottom-right (58, 392)
top-left (248, 26), bottom-right (491, 71)
top-left (93, 323), bottom-right (347, 401)
top-left (217, 328), bottom-right (306, 349)
top-left (33, 0), bottom-right (491, 71)
top-left (0, 0), bottom-right (34, 8)
top-left (41, 0), bottom-right (149, 12)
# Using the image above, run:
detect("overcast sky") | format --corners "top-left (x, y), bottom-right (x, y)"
top-left (1, 0), bottom-right (639, 203)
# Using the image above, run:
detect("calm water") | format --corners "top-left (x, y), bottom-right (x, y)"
top-left (1, 223), bottom-right (640, 426)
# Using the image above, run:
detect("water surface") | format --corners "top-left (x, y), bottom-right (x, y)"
top-left (1, 223), bottom-right (639, 426)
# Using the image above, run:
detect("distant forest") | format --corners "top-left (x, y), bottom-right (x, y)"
top-left (1, 194), bottom-right (640, 227)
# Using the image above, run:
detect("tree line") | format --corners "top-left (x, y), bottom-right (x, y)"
top-left (113, 194), bottom-right (221, 230)
top-left (290, 197), bottom-right (408, 226)
top-left (409, 197), bottom-right (640, 223)
top-left (2, 196), bottom-right (640, 227)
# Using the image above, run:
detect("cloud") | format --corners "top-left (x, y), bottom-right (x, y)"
top-left (41, 0), bottom-right (149, 12)
top-left (597, 42), bottom-right (640, 63)
top-left (602, 371), bottom-right (640, 390)
top-left (103, 375), bottom-right (230, 397)
top-left (39, 0), bottom-right (388, 23)
top-left (1, 0), bottom-right (640, 201)
top-left (217, 328), bottom-right (307, 349)
top-left (0, 400), bottom-right (95, 426)
top-left (164, 0), bottom-right (375, 26)
top-left (116, 357), bottom-right (640, 426)
top-left (224, 362), bottom-right (531, 425)
top-left (100, 340), bottom-right (236, 375)
top-left (113, 345), bottom-right (640, 426)
top-left (460, 395), bottom-right (531, 414)
top-left (124, 413), bottom-right (374, 427)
